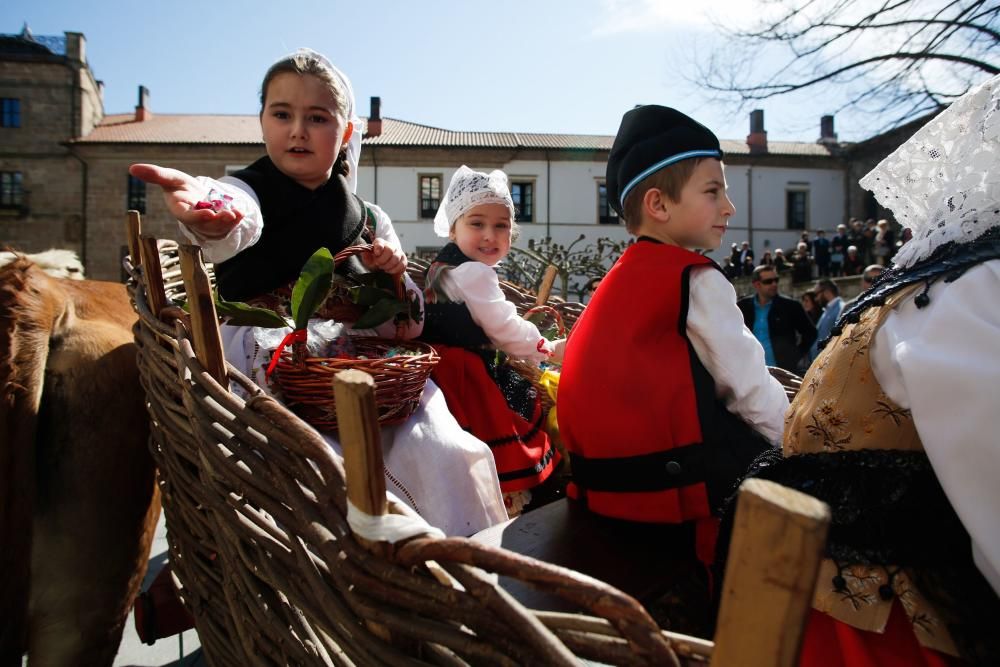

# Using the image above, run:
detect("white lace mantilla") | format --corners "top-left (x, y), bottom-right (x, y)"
top-left (434, 165), bottom-right (516, 237)
top-left (860, 73), bottom-right (1000, 268)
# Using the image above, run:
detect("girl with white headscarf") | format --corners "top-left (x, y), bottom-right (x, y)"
top-left (421, 166), bottom-right (567, 517)
top-left (129, 50), bottom-right (507, 537)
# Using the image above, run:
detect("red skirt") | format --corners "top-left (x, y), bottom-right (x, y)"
top-left (800, 601), bottom-right (962, 667)
top-left (431, 345), bottom-right (559, 493)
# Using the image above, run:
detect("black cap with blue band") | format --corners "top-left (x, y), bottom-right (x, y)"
top-left (606, 105), bottom-right (723, 217)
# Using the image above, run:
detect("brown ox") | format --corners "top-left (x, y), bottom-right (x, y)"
top-left (0, 256), bottom-right (160, 666)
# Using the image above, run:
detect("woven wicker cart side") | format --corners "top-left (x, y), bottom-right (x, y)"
top-left (125, 237), bottom-right (684, 665)
top-left (127, 224), bottom-right (827, 667)
top-left (127, 240), bottom-right (244, 665)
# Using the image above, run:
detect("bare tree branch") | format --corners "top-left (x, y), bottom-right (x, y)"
top-left (694, 0), bottom-right (999, 131)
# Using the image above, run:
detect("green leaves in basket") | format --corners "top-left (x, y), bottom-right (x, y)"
top-left (291, 248), bottom-right (335, 331)
top-left (346, 271), bottom-right (422, 329)
top-left (214, 297), bottom-right (290, 328)
top-left (175, 293), bottom-right (290, 328)
top-left (348, 284), bottom-right (391, 307)
top-left (353, 295), bottom-right (413, 329)
top-left (355, 271), bottom-right (398, 292)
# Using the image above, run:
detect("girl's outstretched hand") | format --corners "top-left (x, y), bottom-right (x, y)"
top-left (129, 163), bottom-right (243, 239)
top-left (363, 237), bottom-right (407, 276)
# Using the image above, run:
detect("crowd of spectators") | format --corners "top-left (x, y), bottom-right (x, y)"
top-left (722, 217), bottom-right (906, 283)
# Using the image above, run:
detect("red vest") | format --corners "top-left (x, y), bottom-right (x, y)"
top-left (558, 241), bottom-right (722, 524)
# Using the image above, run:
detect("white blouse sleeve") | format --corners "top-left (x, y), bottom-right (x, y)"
top-left (350, 202), bottom-right (424, 340)
top-left (870, 261), bottom-right (1000, 596)
top-left (685, 266), bottom-right (789, 445)
top-left (175, 175), bottom-right (264, 264)
top-left (439, 262), bottom-right (552, 363)
top-left (368, 202), bottom-right (402, 249)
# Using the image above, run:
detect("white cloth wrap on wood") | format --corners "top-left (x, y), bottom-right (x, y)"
top-left (346, 498), bottom-right (445, 542)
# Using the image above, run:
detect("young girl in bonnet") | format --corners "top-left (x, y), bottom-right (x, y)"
top-left (421, 166), bottom-right (567, 516)
top-left (130, 50), bottom-right (507, 536)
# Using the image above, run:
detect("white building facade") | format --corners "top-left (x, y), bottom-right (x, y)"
top-left (355, 114), bottom-right (846, 266)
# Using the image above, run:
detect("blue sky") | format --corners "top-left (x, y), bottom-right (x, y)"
top-left (6, 0), bottom-right (878, 142)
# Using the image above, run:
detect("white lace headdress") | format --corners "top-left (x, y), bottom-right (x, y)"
top-left (280, 48), bottom-right (364, 193)
top-left (859, 73), bottom-right (1000, 268)
top-left (433, 166), bottom-right (516, 237)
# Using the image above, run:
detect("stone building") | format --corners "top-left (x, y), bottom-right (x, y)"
top-left (0, 27), bottom-right (102, 263)
top-left (1, 27), bottom-right (931, 282)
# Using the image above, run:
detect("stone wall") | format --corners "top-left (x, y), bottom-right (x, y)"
top-left (0, 58), bottom-right (85, 257)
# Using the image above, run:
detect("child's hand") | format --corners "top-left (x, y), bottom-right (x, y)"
top-left (549, 338), bottom-right (567, 363)
top-left (363, 238), bottom-right (407, 276)
top-left (128, 163), bottom-right (244, 239)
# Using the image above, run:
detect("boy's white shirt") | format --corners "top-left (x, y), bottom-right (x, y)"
top-left (437, 261), bottom-right (554, 364)
top-left (685, 266), bottom-right (789, 446)
top-left (869, 260), bottom-right (1000, 597)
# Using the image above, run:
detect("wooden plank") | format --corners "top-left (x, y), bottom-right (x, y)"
top-left (138, 235), bottom-right (167, 320)
top-left (712, 478), bottom-right (830, 667)
top-left (333, 369), bottom-right (393, 642)
top-left (126, 210), bottom-right (142, 268)
top-left (535, 265), bottom-right (559, 305)
top-left (177, 244), bottom-right (228, 388)
top-left (333, 370), bottom-right (388, 548)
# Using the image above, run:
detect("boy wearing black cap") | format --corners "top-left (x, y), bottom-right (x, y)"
top-left (558, 105), bottom-right (788, 562)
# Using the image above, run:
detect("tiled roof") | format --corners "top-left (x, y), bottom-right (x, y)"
top-left (74, 114), bottom-right (264, 144)
top-left (73, 114), bottom-right (836, 156)
top-left (721, 139), bottom-right (834, 156)
top-left (363, 119), bottom-right (614, 150)
top-left (0, 32), bottom-right (66, 57)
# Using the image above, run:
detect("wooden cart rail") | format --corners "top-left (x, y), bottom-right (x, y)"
top-left (125, 210), bottom-right (829, 666)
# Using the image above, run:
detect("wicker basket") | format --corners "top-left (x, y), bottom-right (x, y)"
top-left (509, 305), bottom-right (568, 412)
top-left (273, 337), bottom-right (438, 431)
top-left (269, 244), bottom-right (437, 432)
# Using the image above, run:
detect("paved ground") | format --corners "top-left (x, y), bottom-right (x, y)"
top-left (113, 513), bottom-right (204, 667)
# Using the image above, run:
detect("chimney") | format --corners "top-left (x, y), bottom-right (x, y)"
top-left (747, 109), bottom-right (768, 154)
top-left (135, 85), bottom-right (152, 122)
top-left (364, 96), bottom-right (382, 138)
top-left (819, 114), bottom-right (838, 144)
top-left (64, 31), bottom-right (85, 64)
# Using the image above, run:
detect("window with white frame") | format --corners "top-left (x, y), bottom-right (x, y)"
top-left (510, 181), bottom-right (534, 222)
top-left (597, 181), bottom-right (618, 225)
top-left (786, 188), bottom-right (809, 230)
top-left (419, 174), bottom-right (442, 219)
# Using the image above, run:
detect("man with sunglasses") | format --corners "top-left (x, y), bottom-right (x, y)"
top-left (738, 265), bottom-right (817, 373)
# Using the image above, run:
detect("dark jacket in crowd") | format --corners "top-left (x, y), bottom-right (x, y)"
top-left (737, 294), bottom-right (818, 373)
